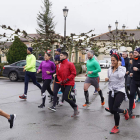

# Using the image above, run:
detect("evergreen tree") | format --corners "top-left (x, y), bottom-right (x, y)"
top-left (7, 36), bottom-right (27, 64)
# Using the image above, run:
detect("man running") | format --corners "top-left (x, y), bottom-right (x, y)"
top-left (129, 48), bottom-right (140, 116)
top-left (83, 50), bottom-right (105, 107)
top-left (0, 109), bottom-right (16, 128)
top-left (56, 52), bottom-right (79, 117)
top-left (19, 47), bottom-right (42, 99)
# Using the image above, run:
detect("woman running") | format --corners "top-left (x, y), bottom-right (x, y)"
top-left (37, 53), bottom-right (55, 108)
top-left (105, 53), bottom-right (129, 134)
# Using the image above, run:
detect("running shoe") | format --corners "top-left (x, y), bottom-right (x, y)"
top-left (38, 104), bottom-right (45, 108)
top-left (71, 106), bottom-right (79, 117)
top-left (8, 114), bottom-right (16, 129)
top-left (105, 107), bottom-right (110, 113)
top-left (93, 90), bottom-right (98, 95)
top-left (48, 106), bottom-right (56, 112)
top-left (124, 109), bottom-right (129, 120)
top-left (135, 98), bottom-right (140, 103)
top-left (19, 94), bottom-right (27, 99)
top-left (133, 100), bottom-right (136, 109)
top-left (58, 102), bottom-right (64, 106)
top-left (101, 97), bottom-right (105, 106)
top-left (110, 126), bottom-right (120, 134)
top-left (83, 103), bottom-right (90, 107)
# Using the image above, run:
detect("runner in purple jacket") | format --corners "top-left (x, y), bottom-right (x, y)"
top-left (37, 53), bottom-right (56, 108)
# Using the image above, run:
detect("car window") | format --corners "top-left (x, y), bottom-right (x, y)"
top-left (36, 62), bottom-right (40, 67)
top-left (16, 61), bottom-right (26, 67)
top-left (99, 60), bottom-right (106, 63)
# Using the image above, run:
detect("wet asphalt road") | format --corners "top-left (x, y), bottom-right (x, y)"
top-left (0, 79), bottom-right (140, 140)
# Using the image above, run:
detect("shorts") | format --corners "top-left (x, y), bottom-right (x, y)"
top-left (85, 76), bottom-right (99, 89)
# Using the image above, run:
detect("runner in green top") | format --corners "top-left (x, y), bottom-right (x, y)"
top-left (19, 47), bottom-right (42, 100)
top-left (83, 50), bottom-right (105, 107)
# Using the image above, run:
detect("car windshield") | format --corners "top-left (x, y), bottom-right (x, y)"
top-left (99, 60), bottom-right (106, 63)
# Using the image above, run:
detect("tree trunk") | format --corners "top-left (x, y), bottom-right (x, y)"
top-left (68, 45), bottom-right (72, 62)
top-left (75, 46), bottom-right (78, 63)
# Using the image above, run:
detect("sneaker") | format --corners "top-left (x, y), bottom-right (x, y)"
top-left (8, 114), bottom-right (16, 129)
top-left (125, 96), bottom-right (129, 101)
top-left (93, 90), bottom-right (98, 95)
top-left (71, 106), bottom-right (79, 117)
top-left (124, 109), bottom-right (129, 120)
top-left (58, 102), bottom-right (64, 106)
top-left (19, 94), bottom-right (27, 99)
top-left (105, 107), bottom-right (110, 113)
top-left (135, 98), bottom-right (140, 103)
top-left (48, 106), bottom-right (56, 112)
top-left (83, 103), bottom-right (90, 107)
top-left (101, 97), bottom-right (105, 106)
top-left (38, 104), bottom-right (45, 108)
top-left (133, 100), bottom-right (136, 109)
top-left (110, 126), bottom-right (120, 134)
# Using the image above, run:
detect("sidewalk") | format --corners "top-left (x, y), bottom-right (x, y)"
top-left (75, 69), bottom-right (108, 82)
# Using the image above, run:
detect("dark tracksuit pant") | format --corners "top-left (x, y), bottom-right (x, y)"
top-left (109, 91), bottom-right (125, 126)
top-left (24, 71), bottom-right (41, 95)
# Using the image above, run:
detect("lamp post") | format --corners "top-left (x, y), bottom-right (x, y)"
top-left (108, 21), bottom-right (125, 48)
top-left (63, 6), bottom-right (68, 51)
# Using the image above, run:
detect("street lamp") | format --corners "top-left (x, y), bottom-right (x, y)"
top-left (108, 24), bottom-right (111, 32)
top-left (63, 6), bottom-right (69, 51)
top-left (122, 24), bottom-right (126, 31)
top-left (115, 20), bottom-right (118, 29)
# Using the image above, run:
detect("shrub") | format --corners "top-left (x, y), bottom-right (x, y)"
top-left (0, 63), bottom-right (9, 76)
top-left (74, 63), bottom-right (82, 75)
top-left (7, 36), bottom-right (27, 64)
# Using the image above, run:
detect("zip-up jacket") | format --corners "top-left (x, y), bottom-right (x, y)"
top-left (131, 57), bottom-right (140, 81)
top-left (56, 59), bottom-right (76, 87)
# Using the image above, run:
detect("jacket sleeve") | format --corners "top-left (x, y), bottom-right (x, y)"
top-left (25, 56), bottom-right (36, 70)
top-left (49, 62), bottom-right (56, 74)
top-left (121, 57), bottom-right (125, 66)
top-left (68, 63), bottom-right (76, 80)
top-left (92, 61), bottom-right (101, 73)
top-left (56, 65), bottom-right (62, 82)
top-left (38, 61), bottom-right (43, 71)
top-left (118, 66), bottom-right (126, 78)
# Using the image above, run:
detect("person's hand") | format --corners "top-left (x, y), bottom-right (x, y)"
top-left (85, 73), bottom-right (87, 77)
top-left (88, 71), bottom-right (93, 74)
top-left (23, 66), bottom-right (25, 69)
top-left (37, 69), bottom-right (41, 74)
top-left (126, 71), bottom-right (129, 75)
top-left (133, 67), bottom-right (138, 71)
top-left (129, 60), bottom-right (132, 64)
top-left (62, 79), bottom-right (69, 84)
top-left (105, 78), bottom-right (109, 82)
top-left (46, 71), bottom-right (51, 74)
top-left (130, 73), bottom-right (133, 77)
top-left (53, 74), bottom-right (56, 78)
top-left (118, 61), bottom-right (122, 66)
top-left (23, 69), bottom-right (26, 72)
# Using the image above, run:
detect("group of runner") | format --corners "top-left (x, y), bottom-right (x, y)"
top-left (1, 46), bottom-right (140, 135)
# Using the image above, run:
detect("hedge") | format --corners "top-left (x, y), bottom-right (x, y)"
top-left (74, 63), bottom-right (82, 75)
top-left (0, 63), bottom-right (9, 76)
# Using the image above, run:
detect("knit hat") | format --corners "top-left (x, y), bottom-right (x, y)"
top-left (54, 55), bottom-right (60, 61)
top-left (134, 48), bottom-right (140, 54)
top-left (27, 47), bottom-right (33, 53)
top-left (56, 48), bottom-right (61, 53)
top-left (110, 49), bottom-right (117, 55)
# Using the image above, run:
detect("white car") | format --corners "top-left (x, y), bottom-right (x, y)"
top-left (99, 60), bottom-right (110, 68)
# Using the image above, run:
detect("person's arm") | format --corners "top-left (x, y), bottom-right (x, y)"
top-left (118, 66), bottom-right (126, 78)
top-left (25, 56), bottom-right (36, 70)
top-left (92, 61), bottom-right (101, 73)
top-left (49, 62), bottom-right (56, 74)
top-left (67, 63), bottom-right (76, 80)
top-left (56, 65), bottom-right (62, 82)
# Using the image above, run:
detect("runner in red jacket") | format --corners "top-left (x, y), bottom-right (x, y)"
top-left (56, 52), bottom-right (79, 117)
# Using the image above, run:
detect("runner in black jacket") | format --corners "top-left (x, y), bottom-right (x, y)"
top-left (129, 48), bottom-right (140, 116)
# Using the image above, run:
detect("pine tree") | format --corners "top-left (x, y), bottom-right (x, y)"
top-left (7, 36), bottom-right (27, 64)
top-left (36, 0), bottom-right (55, 36)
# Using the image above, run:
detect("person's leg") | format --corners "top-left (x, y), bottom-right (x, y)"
top-left (129, 80), bottom-right (138, 114)
top-left (45, 79), bottom-right (54, 96)
top-left (0, 109), bottom-right (16, 129)
top-left (30, 72), bottom-right (42, 90)
top-left (24, 71), bottom-right (30, 95)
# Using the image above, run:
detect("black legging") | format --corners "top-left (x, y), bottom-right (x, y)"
top-left (109, 91), bottom-right (125, 126)
top-left (61, 85), bottom-right (77, 109)
top-left (129, 80), bottom-right (140, 112)
top-left (53, 82), bottom-right (61, 107)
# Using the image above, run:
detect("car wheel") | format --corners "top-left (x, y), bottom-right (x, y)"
top-left (9, 72), bottom-right (18, 81)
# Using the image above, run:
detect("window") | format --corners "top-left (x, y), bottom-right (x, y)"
top-left (16, 61), bottom-right (26, 67)
top-left (36, 62), bottom-right (40, 67)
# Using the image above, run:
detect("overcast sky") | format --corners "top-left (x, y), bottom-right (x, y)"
top-left (0, 0), bottom-right (140, 37)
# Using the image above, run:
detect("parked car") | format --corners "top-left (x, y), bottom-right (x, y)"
top-left (3, 60), bottom-right (43, 82)
top-left (99, 60), bottom-right (110, 68)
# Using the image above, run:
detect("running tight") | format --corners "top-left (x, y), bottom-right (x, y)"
top-left (109, 91), bottom-right (125, 126)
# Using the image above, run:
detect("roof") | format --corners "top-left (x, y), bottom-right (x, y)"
top-left (0, 42), bottom-right (12, 49)
top-left (91, 29), bottom-right (140, 41)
